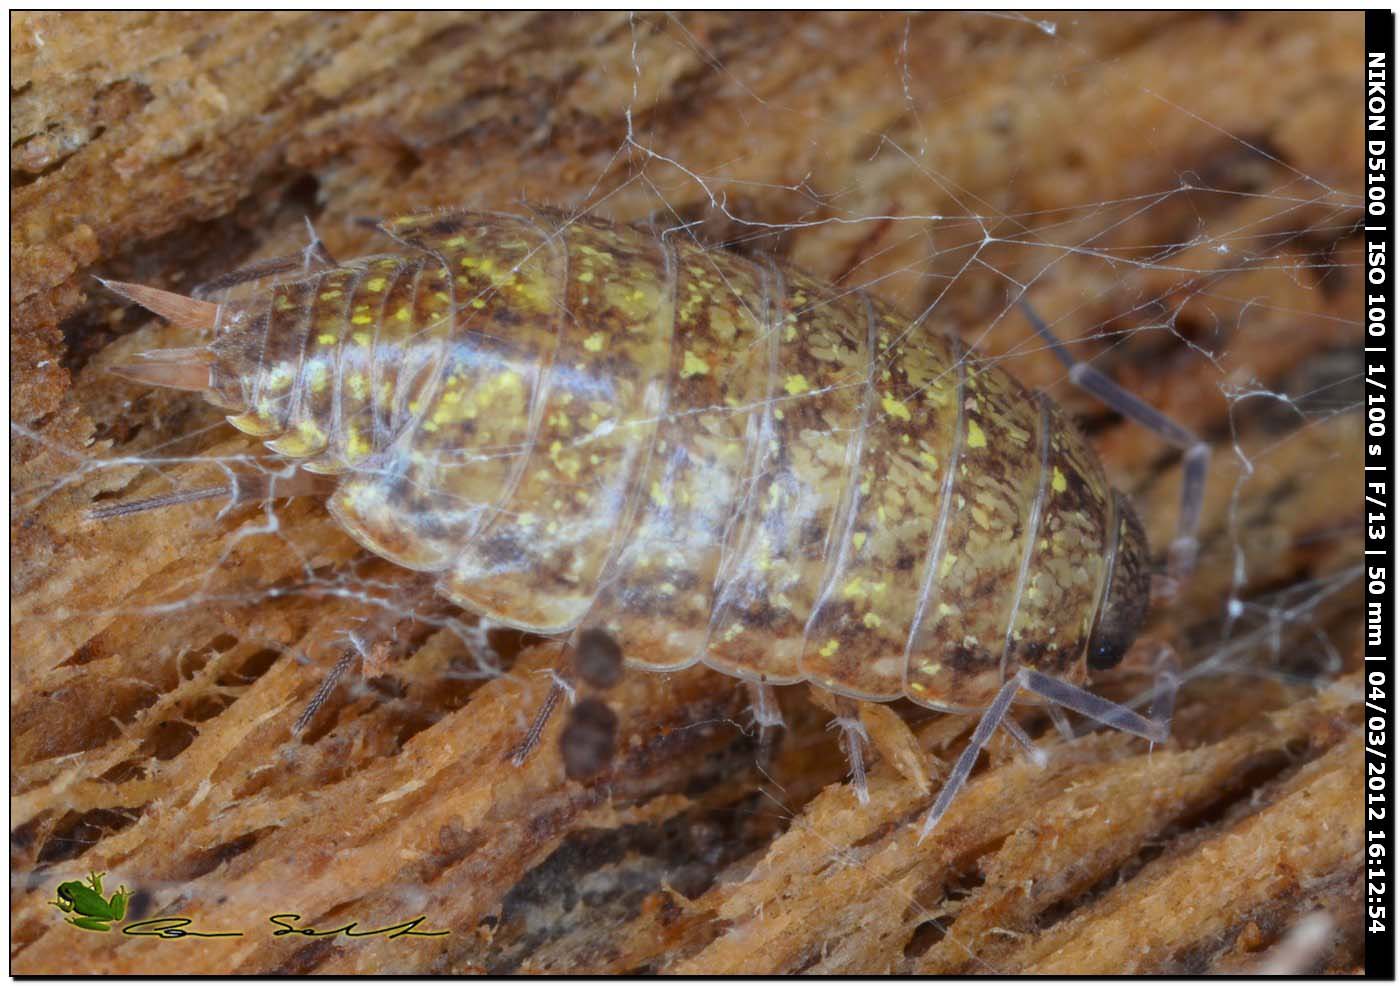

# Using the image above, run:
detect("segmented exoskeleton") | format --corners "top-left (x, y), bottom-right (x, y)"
top-left (103, 208), bottom-right (1203, 835)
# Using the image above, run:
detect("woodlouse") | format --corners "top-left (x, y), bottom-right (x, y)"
top-left (99, 207), bottom-right (1207, 835)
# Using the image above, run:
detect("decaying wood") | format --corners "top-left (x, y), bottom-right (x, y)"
top-left (11, 11), bottom-right (1365, 974)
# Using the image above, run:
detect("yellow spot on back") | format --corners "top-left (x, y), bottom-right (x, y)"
top-left (353, 331), bottom-right (372, 347)
top-left (351, 313), bottom-right (373, 325)
top-left (967, 421), bottom-right (987, 448)
top-left (347, 427), bottom-right (371, 458)
top-left (881, 394), bottom-right (911, 420)
top-left (365, 277), bottom-right (387, 292)
top-left (264, 365), bottom-right (294, 390)
top-left (445, 236), bottom-right (467, 247)
top-left (317, 333), bottom-right (338, 346)
top-left (862, 612), bottom-right (882, 629)
top-left (583, 332), bottom-right (606, 352)
top-left (1052, 466), bottom-right (1068, 492)
top-left (319, 289), bottom-right (342, 300)
top-left (784, 373), bottom-right (810, 395)
top-left (577, 270), bottom-right (594, 283)
top-left (681, 350), bottom-right (709, 378)
top-left (394, 307), bottom-right (411, 322)
top-left (819, 639), bottom-right (840, 658)
top-left (852, 532), bottom-right (867, 550)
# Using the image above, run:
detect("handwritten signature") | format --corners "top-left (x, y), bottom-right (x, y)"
top-left (120, 914), bottom-right (449, 940)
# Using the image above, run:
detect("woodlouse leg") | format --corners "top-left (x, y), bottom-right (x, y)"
top-left (1146, 645), bottom-right (1182, 751)
top-left (508, 642), bottom-right (575, 766)
top-left (1019, 670), bottom-right (1169, 744)
top-left (1043, 643), bottom-right (1182, 744)
top-left (746, 681), bottom-right (784, 768)
top-left (509, 680), bottom-right (566, 766)
top-left (87, 468), bottom-right (334, 521)
top-left (1018, 299), bottom-right (1210, 593)
top-left (1045, 704), bottom-right (1077, 743)
top-left (511, 627), bottom-right (627, 767)
top-left (292, 641), bottom-right (361, 734)
top-left (917, 660), bottom-right (1173, 839)
top-left (830, 697), bottom-right (871, 806)
top-left (918, 676), bottom-right (1022, 841)
top-left (998, 714), bottom-right (1049, 769)
top-left (183, 222), bottom-right (336, 299)
top-left (193, 254), bottom-right (305, 296)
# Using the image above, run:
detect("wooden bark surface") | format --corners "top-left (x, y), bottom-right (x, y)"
top-left (12, 11), bottom-right (1365, 974)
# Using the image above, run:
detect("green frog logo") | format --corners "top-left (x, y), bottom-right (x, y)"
top-left (48, 871), bottom-right (132, 932)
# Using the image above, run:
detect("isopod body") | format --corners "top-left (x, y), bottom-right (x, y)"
top-left (117, 209), bottom-right (1152, 714)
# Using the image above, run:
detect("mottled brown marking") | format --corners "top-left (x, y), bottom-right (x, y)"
top-left (574, 627), bottom-right (623, 689)
top-left (560, 697), bottom-right (619, 781)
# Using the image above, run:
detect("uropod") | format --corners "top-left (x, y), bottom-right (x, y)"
top-left (97, 208), bottom-right (1208, 836)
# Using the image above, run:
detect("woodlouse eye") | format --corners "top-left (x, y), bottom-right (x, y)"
top-left (1086, 634), bottom-right (1130, 671)
top-left (573, 628), bottom-right (623, 690)
top-left (560, 698), bottom-right (618, 781)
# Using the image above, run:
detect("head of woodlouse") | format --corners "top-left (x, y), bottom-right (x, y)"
top-left (1085, 491), bottom-right (1153, 670)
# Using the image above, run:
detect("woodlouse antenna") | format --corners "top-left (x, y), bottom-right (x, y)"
top-left (97, 278), bottom-right (219, 332)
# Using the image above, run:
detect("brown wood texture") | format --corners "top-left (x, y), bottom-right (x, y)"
top-left (12, 12), bottom-right (1365, 973)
